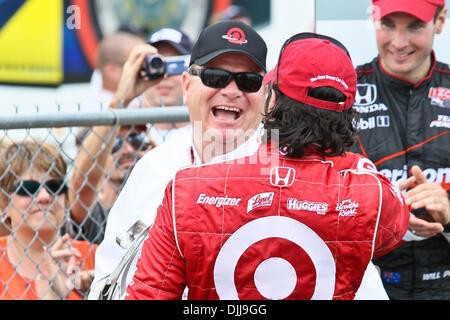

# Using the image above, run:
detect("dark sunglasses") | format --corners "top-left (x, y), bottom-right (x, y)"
top-left (275, 32), bottom-right (351, 85)
top-left (112, 133), bottom-right (150, 154)
top-left (11, 179), bottom-right (67, 197)
top-left (189, 68), bottom-right (263, 93)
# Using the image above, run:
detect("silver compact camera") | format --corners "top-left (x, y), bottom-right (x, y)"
top-left (143, 54), bottom-right (190, 79)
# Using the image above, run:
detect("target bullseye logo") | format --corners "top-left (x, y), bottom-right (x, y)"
top-left (214, 216), bottom-right (336, 300)
top-left (254, 257), bottom-right (297, 299)
top-left (222, 27), bottom-right (248, 44)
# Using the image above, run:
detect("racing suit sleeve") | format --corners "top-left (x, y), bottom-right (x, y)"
top-left (125, 181), bottom-right (186, 300)
top-left (372, 174), bottom-right (410, 259)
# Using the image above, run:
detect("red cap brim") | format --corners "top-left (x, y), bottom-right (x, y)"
top-left (372, 0), bottom-right (444, 22)
top-left (263, 66), bottom-right (276, 85)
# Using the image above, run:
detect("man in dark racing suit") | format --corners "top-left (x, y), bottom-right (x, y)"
top-left (351, 0), bottom-right (450, 299)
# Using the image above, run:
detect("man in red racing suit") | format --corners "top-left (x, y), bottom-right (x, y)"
top-left (125, 33), bottom-right (410, 300)
top-left (125, 146), bottom-right (409, 300)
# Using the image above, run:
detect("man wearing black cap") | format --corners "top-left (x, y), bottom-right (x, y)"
top-left (185, 20), bottom-right (267, 163)
top-left (124, 33), bottom-right (410, 300)
top-left (89, 21), bottom-right (268, 299)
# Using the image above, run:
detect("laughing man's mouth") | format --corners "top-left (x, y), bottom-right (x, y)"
top-left (212, 106), bottom-right (242, 121)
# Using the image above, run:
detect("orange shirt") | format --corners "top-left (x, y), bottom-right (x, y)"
top-left (0, 236), bottom-right (97, 300)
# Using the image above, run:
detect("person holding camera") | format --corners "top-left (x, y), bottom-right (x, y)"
top-left (139, 28), bottom-right (194, 145)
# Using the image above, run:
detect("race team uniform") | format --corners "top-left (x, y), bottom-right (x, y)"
top-left (352, 53), bottom-right (450, 299)
top-left (126, 145), bottom-right (409, 300)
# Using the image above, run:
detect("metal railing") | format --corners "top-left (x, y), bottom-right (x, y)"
top-left (0, 106), bottom-right (189, 300)
top-left (0, 107), bottom-right (190, 129)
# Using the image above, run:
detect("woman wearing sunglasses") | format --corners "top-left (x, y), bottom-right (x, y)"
top-left (0, 141), bottom-right (96, 300)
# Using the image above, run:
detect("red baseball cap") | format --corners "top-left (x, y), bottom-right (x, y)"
top-left (263, 35), bottom-right (357, 112)
top-left (372, 0), bottom-right (445, 22)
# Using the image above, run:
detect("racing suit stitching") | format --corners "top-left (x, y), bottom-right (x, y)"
top-left (376, 224), bottom-right (402, 243)
top-left (177, 230), bottom-right (233, 235)
top-left (152, 220), bottom-right (168, 235)
top-left (133, 277), bottom-right (178, 297)
top-left (277, 187), bottom-right (282, 216)
top-left (173, 231), bottom-right (388, 238)
top-left (176, 176), bottom-right (236, 182)
top-left (178, 174), bottom-right (380, 188)
top-left (334, 289), bottom-right (356, 298)
top-left (276, 158), bottom-right (287, 216)
top-left (186, 283), bottom-right (217, 291)
top-left (157, 246), bottom-right (179, 299)
top-left (326, 240), bottom-right (375, 244)
top-left (333, 170), bottom-right (342, 261)
top-left (220, 164), bottom-right (232, 248)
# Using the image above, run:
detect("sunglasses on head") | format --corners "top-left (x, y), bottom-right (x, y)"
top-left (11, 179), bottom-right (67, 197)
top-left (111, 132), bottom-right (150, 154)
top-left (189, 68), bottom-right (263, 93)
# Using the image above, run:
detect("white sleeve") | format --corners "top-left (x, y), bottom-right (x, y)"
top-left (354, 262), bottom-right (389, 300)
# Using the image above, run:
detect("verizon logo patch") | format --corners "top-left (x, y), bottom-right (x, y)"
top-left (287, 198), bottom-right (328, 215)
top-left (247, 192), bottom-right (274, 213)
top-left (197, 193), bottom-right (242, 208)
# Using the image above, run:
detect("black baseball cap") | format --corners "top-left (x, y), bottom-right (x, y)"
top-left (189, 21), bottom-right (267, 72)
top-left (148, 28), bottom-right (194, 55)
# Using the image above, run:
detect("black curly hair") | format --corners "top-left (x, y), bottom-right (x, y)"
top-left (262, 84), bottom-right (359, 158)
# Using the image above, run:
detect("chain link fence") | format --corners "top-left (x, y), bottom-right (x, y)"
top-left (0, 106), bottom-right (189, 299)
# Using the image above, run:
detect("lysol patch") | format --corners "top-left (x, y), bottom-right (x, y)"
top-left (247, 192), bottom-right (274, 213)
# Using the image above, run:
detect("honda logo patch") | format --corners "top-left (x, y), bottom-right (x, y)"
top-left (355, 84), bottom-right (377, 106)
top-left (270, 167), bottom-right (296, 187)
